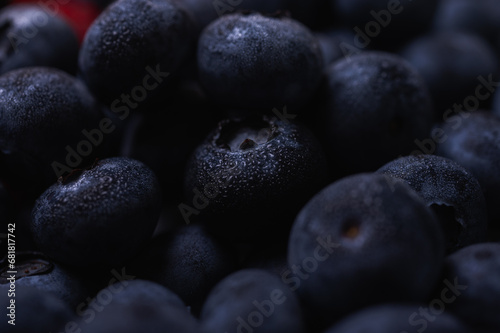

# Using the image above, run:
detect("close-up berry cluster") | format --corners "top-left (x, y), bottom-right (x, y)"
top-left (0, 0), bottom-right (499, 332)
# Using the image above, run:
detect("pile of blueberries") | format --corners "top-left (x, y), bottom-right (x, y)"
top-left (1, 0), bottom-right (500, 332)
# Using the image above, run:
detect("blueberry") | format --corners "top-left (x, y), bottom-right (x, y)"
top-left (0, 286), bottom-right (76, 333)
top-left (443, 243), bottom-right (500, 330)
top-left (433, 0), bottom-right (500, 45)
top-left (79, 304), bottom-right (199, 333)
top-left (183, 115), bottom-right (328, 242)
top-left (0, 4), bottom-right (79, 75)
top-left (200, 269), bottom-right (304, 333)
top-left (30, 157), bottom-right (162, 268)
top-left (0, 67), bottom-right (108, 193)
top-left (86, 279), bottom-right (186, 310)
top-left (323, 304), bottom-right (468, 333)
top-left (79, 280), bottom-right (200, 333)
top-left (377, 154), bottom-right (488, 252)
top-left (0, 251), bottom-right (88, 308)
top-left (320, 51), bottom-right (434, 174)
top-left (331, 0), bottom-right (438, 50)
top-left (197, 12), bottom-right (323, 112)
top-left (288, 173), bottom-right (445, 327)
top-left (400, 33), bottom-right (498, 116)
top-left (78, 0), bottom-right (195, 104)
top-left (435, 112), bottom-right (500, 226)
top-left (3, 0), bottom-right (500, 327)
top-left (127, 224), bottom-right (236, 314)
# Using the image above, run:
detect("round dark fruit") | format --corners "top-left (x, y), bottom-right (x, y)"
top-left (30, 157), bottom-right (162, 268)
top-left (288, 173), bottom-right (445, 326)
top-left (377, 154), bottom-right (488, 252)
top-left (197, 12), bottom-right (323, 112)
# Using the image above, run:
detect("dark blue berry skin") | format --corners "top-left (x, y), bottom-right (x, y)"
top-left (400, 33), bottom-right (498, 116)
top-left (377, 155), bottom-right (488, 253)
top-left (433, 0), bottom-right (500, 46)
top-left (288, 173), bottom-right (445, 327)
top-left (87, 279), bottom-right (187, 310)
top-left (320, 51), bottom-right (434, 175)
top-left (30, 157), bottom-right (162, 268)
top-left (200, 269), bottom-right (304, 333)
top-left (79, 280), bottom-right (200, 333)
top-left (78, 0), bottom-right (195, 104)
top-left (197, 13), bottom-right (323, 112)
top-left (324, 304), bottom-right (468, 333)
top-left (0, 67), bottom-right (107, 193)
top-left (443, 243), bottom-right (500, 330)
top-left (0, 252), bottom-right (88, 308)
top-left (80, 305), bottom-right (200, 333)
top-left (0, 4), bottom-right (79, 75)
top-left (436, 112), bottom-right (500, 227)
top-left (127, 224), bottom-right (236, 315)
top-left (331, 0), bottom-right (437, 50)
top-left (0, 286), bottom-right (76, 333)
top-left (183, 115), bottom-right (328, 243)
